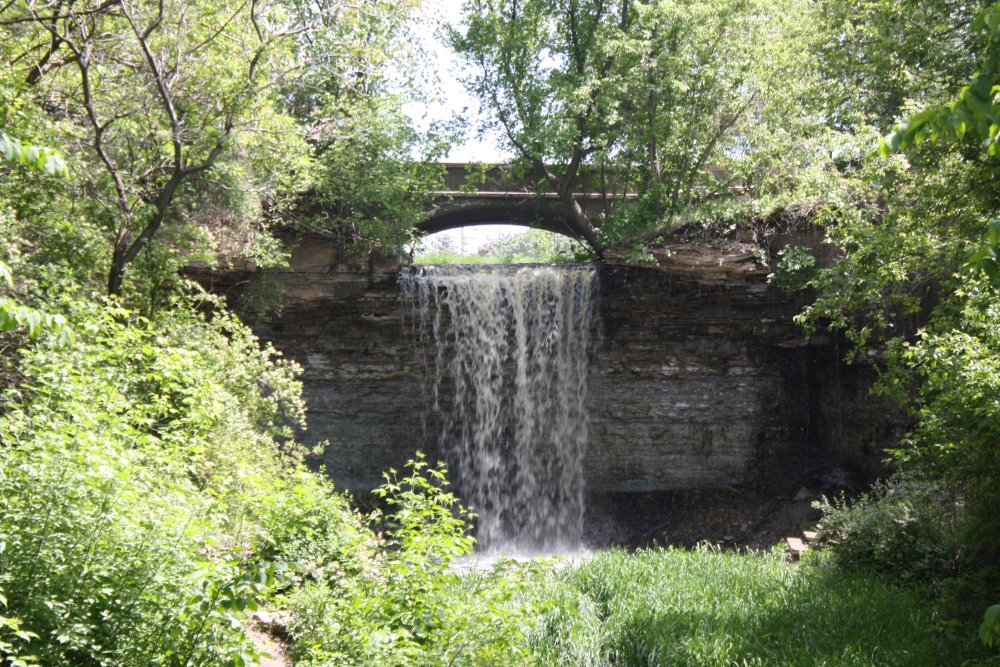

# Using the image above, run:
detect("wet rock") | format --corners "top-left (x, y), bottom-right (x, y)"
top-left (191, 232), bottom-right (904, 503)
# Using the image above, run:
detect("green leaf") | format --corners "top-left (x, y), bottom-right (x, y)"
top-left (964, 87), bottom-right (994, 118)
top-left (21, 146), bottom-right (40, 167)
top-left (980, 604), bottom-right (1000, 645)
top-left (0, 261), bottom-right (12, 287)
top-left (57, 325), bottom-right (75, 347)
top-left (0, 132), bottom-right (19, 161)
top-left (44, 153), bottom-right (67, 177)
top-left (978, 257), bottom-right (1000, 286)
top-left (0, 305), bottom-right (16, 333)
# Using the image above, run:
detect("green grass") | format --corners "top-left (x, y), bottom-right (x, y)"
top-left (413, 251), bottom-right (501, 264)
top-left (412, 252), bottom-right (579, 265)
top-left (514, 546), bottom-right (986, 666)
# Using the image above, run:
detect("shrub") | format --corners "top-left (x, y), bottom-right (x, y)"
top-left (0, 294), bottom-right (306, 665)
top-left (814, 476), bottom-right (962, 582)
top-left (769, 245), bottom-right (818, 292)
top-left (285, 456), bottom-right (542, 666)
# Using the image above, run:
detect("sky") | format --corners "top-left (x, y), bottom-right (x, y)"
top-left (405, 0), bottom-right (507, 163)
top-left (406, 0), bottom-right (527, 253)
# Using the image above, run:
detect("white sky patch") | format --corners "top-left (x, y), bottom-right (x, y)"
top-left (406, 1), bottom-right (521, 254)
top-left (405, 0), bottom-right (510, 163)
top-left (417, 224), bottom-right (534, 255)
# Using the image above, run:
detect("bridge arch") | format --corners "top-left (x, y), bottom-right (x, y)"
top-left (418, 201), bottom-right (587, 240)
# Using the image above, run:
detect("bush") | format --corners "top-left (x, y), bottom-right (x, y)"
top-left (814, 476), bottom-right (962, 582)
top-left (0, 294), bottom-right (307, 665)
top-left (285, 455), bottom-right (542, 666)
top-left (769, 245), bottom-right (819, 292)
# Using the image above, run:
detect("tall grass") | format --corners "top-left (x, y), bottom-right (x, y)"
top-left (518, 546), bottom-right (981, 666)
top-left (412, 252), bottom-right (577, 265)
top-left (413, 252), bottom-right (500, 264)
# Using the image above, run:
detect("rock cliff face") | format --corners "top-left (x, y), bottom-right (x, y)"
top-left (190, 232), bottom-right (901, 497)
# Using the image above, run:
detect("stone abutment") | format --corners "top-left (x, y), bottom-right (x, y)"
top-left (189, 233), bottom-right (901, 507)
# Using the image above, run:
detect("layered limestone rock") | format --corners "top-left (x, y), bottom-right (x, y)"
top-left (187, 231), bottom-right (901, 496)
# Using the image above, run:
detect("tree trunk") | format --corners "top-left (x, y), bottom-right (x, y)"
top-left (108, 245), bottom-right (127, 296)
top-left (561, 191), bottom-right (602, 256)
top-left (536, 161), bottom-right (603, 257)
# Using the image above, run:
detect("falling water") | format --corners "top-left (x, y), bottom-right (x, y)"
top-left (400, 264), bottom-right (599, 553)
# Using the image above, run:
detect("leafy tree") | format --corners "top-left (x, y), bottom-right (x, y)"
top-left (283, 1), bottom-right (451, 254)
top-left (303, 96), bottom-right (450, 253)
top-left (481, 228), bottom-right (583, 262)
top-left (1, 0), bottom-right (427, 297)
top-left (3, 0), bottom-right (293, 294)
top-left (617, 0), bottom-right (835, 226)
top-left (0, 132), bottom-right (66, 177)
top-left (816, 0), bottom-right (994, 133)
top-left (0, 134), bottom-right (73, 343)
top-left (800, 0), bottom-right (1000, 606)
top-left (877, 1), bottom-right (1000, 282)
top-left (451, 0), bottom-right (636, 252)
top-left (452, 0), bottom-right (837, 249)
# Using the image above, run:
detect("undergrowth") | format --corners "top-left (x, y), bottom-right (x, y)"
top-left (0, 288), bottom-right (989, 666)
top-left (285, 543), bottom-right (989, 666)
top-left (531, 546), bottom-right (982, 666)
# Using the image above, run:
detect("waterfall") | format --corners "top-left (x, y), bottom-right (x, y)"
top-left (400, 264), bottom-right (599, 553)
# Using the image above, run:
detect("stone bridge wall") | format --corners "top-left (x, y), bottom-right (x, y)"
top-left (191, 233), bottom-right (901, 495)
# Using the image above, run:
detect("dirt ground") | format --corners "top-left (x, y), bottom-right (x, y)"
top-left (583, 485), bottom-right (837, 551)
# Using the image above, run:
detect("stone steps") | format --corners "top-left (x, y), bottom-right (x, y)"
top-left (785, 529), bottom-right (819, 561)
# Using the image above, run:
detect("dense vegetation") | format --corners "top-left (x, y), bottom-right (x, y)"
top-left (414, 228), bottom-right (587, 264)
top-left (1, 0), bottom-right (1000, 664)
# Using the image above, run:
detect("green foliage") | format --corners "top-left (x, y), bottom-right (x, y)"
top-left (769, 245), bottom-right (819, 293)
top-left (814, 477), bottom-right (962, 583)
top-left (484, 229), bottom-right (587, 263)
top-left (969, 217), bottom-right (1000, 286)
top-left (373, 455), bottom-right (474, 561)
top-left (879, 2), bottom-right (1000, 158)
top-left (799, 3), bottom-right (1000, 598)
top-left (0, 132), bottom-right (66, 177)
top-left (871, 1), bottom-right (1000, 290)
top-left (615, 0), bottom-right (834, 218)
top-left (0, 180), bottom-right (108, 301)
top-left (0, 132), bottom-right (84, 341)
top-left (0, 261), bottom-right (72, 344)
top-left (797, 152), bottom-right (993, 348)
top-left (306, 101), bottom-right (449, 253)
top-left (982, 604), bottom-right (1000, 647)
top-left (816, 0), bottom-right (993, 133)
top-left (0, 0), bottom-right (436, 296)
top-left (291, 458), bottom-right (536, 665)
top-left (285, 455), bottom-right (542, 666)
top-left (525, 546), bottom-right (978, 666)
top-left (414, 228), bottom-right (588, 264)
top-left (453, 0), bottom-right (848, 245)
top-left (0, 294), bottom-right (306, 665)
top-left (413, 251), bottom-right (500, 265)
top-left (872, 283), bottom-right (1000, 570)
top-left (0, 297), bottom-right (72, 344)
top-left (1, 0), bottom-right (306, 294)
top-left (0, 586), bottom-right (40, 667)
top-left (518, 574), bottom-right (605, 666)
top-left (284, 536), bottom-right (986, 665)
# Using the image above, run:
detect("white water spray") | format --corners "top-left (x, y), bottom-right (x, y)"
top-left (400, 264), bottom-right (598, 553)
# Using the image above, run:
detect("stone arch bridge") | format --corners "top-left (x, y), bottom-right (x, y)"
top-left (420, 162), bottom-right (621, 239)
